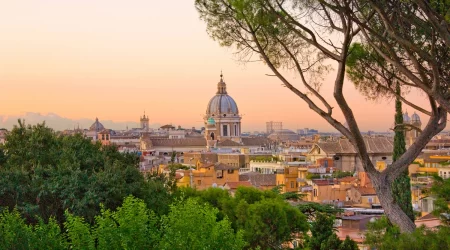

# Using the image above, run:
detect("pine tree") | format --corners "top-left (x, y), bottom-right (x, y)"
top-left (391, 84), bottom-right (415, 221)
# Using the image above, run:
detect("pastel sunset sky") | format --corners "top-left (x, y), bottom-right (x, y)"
top-left (0, 0), bottom-right (430, 132)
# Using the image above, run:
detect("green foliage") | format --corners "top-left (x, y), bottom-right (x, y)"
top-left (281, 191), bottom-right (306, 201)
top-left (0, 121), bottom-right (173, 225)
top-left (331, 171), bottom-right (353, 179)
top-left (0, 209), bottom-right (33, 250)
top-left (0, 196), bottom-right (247, 249)
top-left (64, 212), bottom-right (95, 250)
top-left (170, 151), bottom-right (177, 164)
top-left (346, 43), bottom-right (395, 100)
top-left (243, 198), bottom-right (307, 249)
top-left (308, 212), bottom-right (336, 250)
top-left (168, 163), bottom-right (190, 170)
top-left (320, 233), bottom-right (342, 250)
top-left (391, 84), bottom-right (414, 221)
top-left (0, 145), bottom-right (7, 166)
top-left (94, 196), bottom-right (159, 249)
top-left (297, 203), bottom-right (342, 221)
top-left (250, 155), bottom-right (279, 162)
top-left (429, 0), bottom-right (450, 22)
top-left (306, 173), bottom-right (321, 180)
top-left (305, 211), bottom-right (359, 250)
top-left (340, 236), bottom-right (359, 250)
top-left (365, 216), bottom-right (450, 250)
top-left (175, 186), bottom-right (309, 250)
top-left (159, 198), bottom-right (246, 250)
top-left (431, 175), bottom-right (450, 225)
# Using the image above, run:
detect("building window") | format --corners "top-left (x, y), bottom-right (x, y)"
top-left (234, 124), bottom-right (237, 136)
top-left (290, 181), bottom-right (294, 188)
top-left (228, 169), bottom-right (234, 174)
top-left (314, 189), bottom-right (317, 197)
top-left (368, 197), bottom-right (373, 203)
top-left (102, 134), bottom-right (105, 140)
top-left (197, 180), bottom-right (202, 185)
top-left (223, 125), bottom-right (228, 136)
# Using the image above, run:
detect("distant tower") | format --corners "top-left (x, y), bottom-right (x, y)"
top-left (409, 112), bottom-right (422, 146)
top-left (140, 111), bottom-right (149, 131)
top-left (206, 117), bottom-right (218, 150)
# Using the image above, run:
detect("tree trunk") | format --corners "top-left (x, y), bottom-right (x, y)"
top-left (369, 172), bottom-right (416, 233)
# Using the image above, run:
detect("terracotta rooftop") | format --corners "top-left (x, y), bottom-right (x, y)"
top-left (356, 187), bottom-right (377, 196)
top-left (218, 139), bottom-right (242, 147)
top-left (338, 176), bottom-right (357, 183)
top-left (150, 138), bottom-right (207, 147)
top-left (241, 137), bottom-right (271, 146)
top-left (312, 179), bottom-right (338, 186)
top-left (240, 173), bottom-right (276, 187)
top-left (341, 214), bottom-right (377, 221)
top-left (111, 135), bottom-right (139, 139)
top-left (416, 213), bottom-right (439, 221)
top-left (224, 181), bottom-right (252, 189)
top-left (98, 129), bottom-right (112, 134)
top-left (199, 162), bottom-right (240, 170)
top-left (199, 163), bottom-right (215, 168)
top-left (316, 137), bottom-right (393, 154)
top-left (214, 163), bottom-right (240, 170)
top-left (146, 137), bottom-right (270, 148)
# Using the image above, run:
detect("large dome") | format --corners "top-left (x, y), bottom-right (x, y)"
top-left (89, 118), bottom-right (105, 132)
top-left (403, 112), bottom-right (410, 122)
top-left (411, 112), bottom-right (421, 122)
top-left (206, 74), bottom-right (239, 116)
top-left (206, 95), bottom-right (239, 115)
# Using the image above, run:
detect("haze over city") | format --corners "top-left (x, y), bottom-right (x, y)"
top-left (1, 0), bottom-right (431, 132)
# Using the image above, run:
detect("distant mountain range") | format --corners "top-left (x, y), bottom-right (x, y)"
top-left (0, 112), bottom-right (161, 131)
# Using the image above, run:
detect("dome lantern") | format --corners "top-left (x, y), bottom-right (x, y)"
top-left (216, 72), bottom-right (227, 94)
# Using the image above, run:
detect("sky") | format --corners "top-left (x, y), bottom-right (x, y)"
top-left (0, 0), bottom-right (431, 132)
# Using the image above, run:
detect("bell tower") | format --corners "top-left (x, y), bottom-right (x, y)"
top-left (140, 111), bottom-right (149, 131)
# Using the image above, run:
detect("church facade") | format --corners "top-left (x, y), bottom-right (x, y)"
top-left (138, 73), bottom-right (270, 155)
top-left (204, 73), bottom-right (242, 148)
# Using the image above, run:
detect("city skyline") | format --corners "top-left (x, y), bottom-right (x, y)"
top-left (1, 1), bottom-right (432, 132)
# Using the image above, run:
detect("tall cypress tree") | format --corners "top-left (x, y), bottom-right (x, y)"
top-left (391, 84), bottom-right (415, 221)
